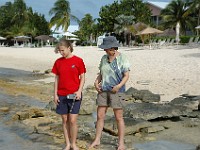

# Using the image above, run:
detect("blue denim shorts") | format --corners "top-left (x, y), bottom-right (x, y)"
top-left (56, 95), bottom-right (82, 114)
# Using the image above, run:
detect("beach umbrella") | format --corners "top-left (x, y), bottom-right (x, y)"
top-left (35, 35), bottom-right (51, 47)
top-left (195, 25), bottom-right (200, 36)
top-left (62, 31), bottom-right (77, 38)
top-left (136, 27), bottom-right (163, 49)
top-left (195, 25), bottom-right (200, 29)
top-left (14, 35), bottom-right (31, 41)
top-left (0, 36), bottom-right (6, 40)
top-left (158, 28), bottom-right (176, 36)
top-left (48, 36), bottom-right (57, 42)
top-left (68, 37), bottom-right (79, 41)
top-left (13, 36), bottom-right (32, 46)
top-left (136, 27), bottom-right (163, 35)
top-left (175, 22), bottom-right (180, 44)
top-left (35, 35), bottom-right (50, 41)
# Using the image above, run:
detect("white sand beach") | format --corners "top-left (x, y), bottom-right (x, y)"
top-left (0, 45), bottom-right (199, 102)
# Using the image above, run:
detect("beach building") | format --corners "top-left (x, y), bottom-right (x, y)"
top-left (146, 1), bottom-right (169, 27)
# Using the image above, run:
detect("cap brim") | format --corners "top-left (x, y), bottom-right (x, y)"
top-left (99, 43), bottom-right (120, 49)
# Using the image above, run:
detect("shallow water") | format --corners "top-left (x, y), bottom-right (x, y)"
top-left (0, 92), bottom-right (59, 150)
top-left (0, 92), bottom-right (47, 108)
top-left (0, 67), bottom-right (47, 82)
top-left (134, 140), bottom-right (196, 150)
top-left (0, 121), bottom-right (51, 150)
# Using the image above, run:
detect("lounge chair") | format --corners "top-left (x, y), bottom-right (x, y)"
top-left (186, 37), bottom-right (194, 46)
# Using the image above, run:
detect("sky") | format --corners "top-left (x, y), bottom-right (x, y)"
top-left (0, 0), bottom-right (171, 32)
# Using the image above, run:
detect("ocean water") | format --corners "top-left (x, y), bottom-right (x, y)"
top-left (134, 140), bottom-right (196, 150)
top-left (0, 67), bottom-right (47, 82)
top-left (0, 121), bottom-right (50, 150)
top-left (0, 92), bottom-right (58, 150)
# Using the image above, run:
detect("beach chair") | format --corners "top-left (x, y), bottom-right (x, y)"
top-left (187, 37), bottom-right (194, 46)
top-left (0, 42), bottom-right (4, 47)
top-left (188, 37), bottom-right (199, 47)
top-left (157, 40), bottom-right (166, 48)
top-left (14, 42), bottom-right (19, 47)
top-left (192, 37), bottom-right (199, 47)
top-left (163, 38), bottom-right (171, 46)
top-left (168, 39), bottom-right (175, 46)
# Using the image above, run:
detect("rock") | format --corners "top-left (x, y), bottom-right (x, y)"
top-left (144, 136), bottom-right (157, 141)
top-left (170, 97), bottom-right (199, 110)
top-left (14, 108), bottom-right (45, 120)
top-left (196, 145), bottom-right (200, 150)
top-left (126, 87), bottom-right (160, 103)
top-left (44, 69), bottom-right (52, 74)
top-left (147, 125), bottom-right (165, 133)
top-left (79, 95), bottom-right (95, 115)
top-left (22, 117), bottom-right (52, 133)
top-left (45, 100), bottom-right (56, 111)
top-left (124, 102), bottom-right (193, 120)
top-left (32, 70), bottom-right (40, 73)
top-left (104, 117), bottom-right (152, 136)
top-left (79, 86), bottom-right (97, 115)
top-left (0, 107), bottom-right (10, 112)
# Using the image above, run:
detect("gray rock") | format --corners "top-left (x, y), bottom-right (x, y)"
top-left (170, 96), bottom-right (199, 110)
top-left (124, 102), bottom-right (193, 120)
top-left (45, 100), bottom-right (56, 111)
top-left (104, 117), bottom-right (152, 135)
top-left (79, 95), bottom-right (95, 115)
top-left (126, 87), bottom-right (160, 103)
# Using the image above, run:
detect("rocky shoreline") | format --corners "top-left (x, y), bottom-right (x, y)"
top-left (0, 74), bottom-right (200, 150)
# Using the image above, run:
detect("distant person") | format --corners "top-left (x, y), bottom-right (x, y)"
top-left (52, 39), bottom-right (86, 150)
top-left (89, 36), bottom-right (130, 150)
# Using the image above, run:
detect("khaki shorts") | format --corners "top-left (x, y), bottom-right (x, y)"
top-left (96, 92), bottom-right (126, 109)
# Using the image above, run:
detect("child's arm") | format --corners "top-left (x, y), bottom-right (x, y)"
top-left (75, 73), bottom-right (85, 99)
top-left (54, 75), bottom-right (60, 105)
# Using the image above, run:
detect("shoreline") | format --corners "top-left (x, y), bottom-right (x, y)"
top-left (0, 46), bottom-right (200, 102)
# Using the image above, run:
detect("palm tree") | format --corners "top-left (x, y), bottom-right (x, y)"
top-left (12, 0), bottom-right (32, 27)
top-left (114, 15), bottom-right (135, 46)
top-left (49, 0), bottom-right (78, 32)
top-left (188, 0), bottom-right (200, 35)
top-left (160, 0), bottom-right (195, 35)
top-left (79, 14), bottom-right (95, 43)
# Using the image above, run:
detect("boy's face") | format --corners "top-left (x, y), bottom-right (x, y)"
top-left (58, 46), bottom-right (71, 57)
top-left (104, 48), bottom-right (115, 56)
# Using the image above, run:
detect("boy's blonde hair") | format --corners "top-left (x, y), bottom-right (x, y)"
top-left (54, 39), bottom-right (73, 53)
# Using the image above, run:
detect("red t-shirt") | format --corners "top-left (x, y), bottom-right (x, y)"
top-left (52, 55), bottom-right (86, 96)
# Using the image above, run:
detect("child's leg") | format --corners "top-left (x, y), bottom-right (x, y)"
top-left (89, 106), bottom-right (108, 148)
top-left (61, 114), bottom-right (71, 150)
top-left (69, 114), bottom-right (79, 150)
top-left (113, 108), bottom-right (125, 150)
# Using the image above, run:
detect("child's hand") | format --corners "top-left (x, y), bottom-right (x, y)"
top-left (74, 91), bottom-right (81, 100)
top-left (94, 83), bottom-right (102, 93)
top-left (111, 85), bottom-right (120, 93)
top-left (54, 95), bottom-right (60, 105)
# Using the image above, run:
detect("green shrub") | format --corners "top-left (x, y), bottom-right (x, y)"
top-left (180, 36), bottom-right (191, 44)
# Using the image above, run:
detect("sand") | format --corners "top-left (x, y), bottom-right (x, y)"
top-left (0, 45), bottom-right (200, 102)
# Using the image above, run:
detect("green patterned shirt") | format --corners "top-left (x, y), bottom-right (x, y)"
top-left (99, 53), bottom-right (130, 92)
